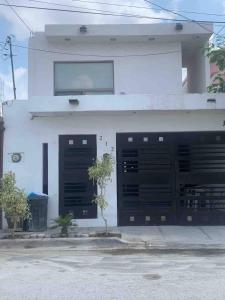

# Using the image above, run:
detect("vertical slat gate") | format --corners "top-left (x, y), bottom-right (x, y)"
top-left (117, 132), bottom-right (225, 226)
top-left (117, 133), bottom-right (176, 225)
top-left (176, 132), bottom-right (225, 225)
top-left (59, 135), bottom-right (97, 219)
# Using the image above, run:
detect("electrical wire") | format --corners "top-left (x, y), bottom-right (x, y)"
top-left (27, 0), bottom-right (152, 16)
top-left (70, 0), bottom-right (225, 18)
top-left (0, 2), bottom-right (185, 21)
top-left (0, 3), bottom-right (225, 23)
top-left (4, 0), bottom-right (33, 34)
top-left (143, 0), bottom-right (214, 35)
top-left (0, 40), bottom-right (180, 58)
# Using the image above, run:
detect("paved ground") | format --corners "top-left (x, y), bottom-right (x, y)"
top-left (77, 226), bottom-right (225, 248)
top-left (3, 226), bottom-right (225, 248)
top-left (119, 226), bottom-right (225, 247)
top-left (1, 248), bottom-right (225, 300)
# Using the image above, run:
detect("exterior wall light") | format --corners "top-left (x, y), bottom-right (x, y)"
top-left (207, 98), bottom-right (216, 103)
top-left (69, 99), bottom-right (79, 105)
top-left (175, 23), bottom-right (183, 31)
top-left (80, 25), bottom-right (87, 33)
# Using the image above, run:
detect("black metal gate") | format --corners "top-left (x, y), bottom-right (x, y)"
top-left (117, 132), bottom-right (225, 226)
top-left (59, 135), bottom-right (97, 219)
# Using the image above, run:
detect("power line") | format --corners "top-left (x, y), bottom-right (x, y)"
top-left (143, 0), bottom-right (214, 35)
top-left (0, 2), bottom-right (185, 21)
top-left (0, 3), bottom-right (225, 23)
top-left (70, 0), bottom-right (225, 18)
top-left (26, 0), bottom-right (225, 29)
top-left (0, 40), bottom-right (180, 58)
top-left (4, 0), bottom-right (33, 34)
top-left (28, 0), bottom-right (146, 15)
top-left (215, 24), bottom-right (225, 37)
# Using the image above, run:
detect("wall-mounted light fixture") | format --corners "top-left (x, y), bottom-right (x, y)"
top-left (69, 99), bottom-right (79, 105)
top-left (207, 98), bottom-right (216, 103)
top-left (80, 25), bottom-right (87, 33)
top-left (175, 23), bottom-right (183, 31)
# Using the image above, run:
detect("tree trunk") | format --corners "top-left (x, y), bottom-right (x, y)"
top-left (61, 225), bottom-right (68, 237)
top-left (12, 216), bottom-right (18, 238)
top-left (101, 207), bottom-right (108, 236)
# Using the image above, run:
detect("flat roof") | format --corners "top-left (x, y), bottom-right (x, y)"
top-left (44, 23), bottom-right (213, 44)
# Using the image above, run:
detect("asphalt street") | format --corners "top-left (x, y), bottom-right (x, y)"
top-left (0, 248), bottom-right (225, 300)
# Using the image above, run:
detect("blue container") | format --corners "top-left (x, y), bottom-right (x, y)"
top-left (27, 193), bottom-right (48, 232)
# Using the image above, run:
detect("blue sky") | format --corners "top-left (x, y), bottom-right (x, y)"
top-left (0, 0), bottom-right (225, 99)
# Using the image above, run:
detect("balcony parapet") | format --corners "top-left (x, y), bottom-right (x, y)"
top-left (28, 94), bottom-right (225, 117)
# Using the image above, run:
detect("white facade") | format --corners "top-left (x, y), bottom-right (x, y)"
top-left (3, 23), bottom-right (225, 228)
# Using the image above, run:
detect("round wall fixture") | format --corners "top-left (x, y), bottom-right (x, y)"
top-left (11, 153), bottom-right (22, 163)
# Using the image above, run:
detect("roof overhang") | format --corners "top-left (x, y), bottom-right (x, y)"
top-left (45, 23), bottom-right (213, 44)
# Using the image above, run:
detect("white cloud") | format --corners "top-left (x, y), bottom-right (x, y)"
top-left (0, 0), bottom-right (174, 40)
top-left (171, 0), bottom-right (182, 11)
top-left (0, 67), bottom-right (27, 100)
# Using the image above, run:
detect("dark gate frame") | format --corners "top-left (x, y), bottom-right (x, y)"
top-left (117, 131), bottom-right (225, 226)
top-left (59, 134), bottom-right (97, 219)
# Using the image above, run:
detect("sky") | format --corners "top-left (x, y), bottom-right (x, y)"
top-left (0, 0), bottom-right (225, 100)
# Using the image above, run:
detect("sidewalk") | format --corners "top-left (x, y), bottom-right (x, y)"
top-left (1, 226), bottom-right (225, 250)
top-left (118, 226), bottom-right (225, 249)
top-left (78, 226), bottom-right (225, 249)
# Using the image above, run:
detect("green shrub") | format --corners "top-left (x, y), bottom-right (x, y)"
top-left (0, 172), bottom-right (31, 237)
top-left (54, 213), bottom-right (74, 237)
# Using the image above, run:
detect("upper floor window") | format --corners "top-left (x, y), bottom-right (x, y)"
top-left (54, 61), bottom-right (114, 95)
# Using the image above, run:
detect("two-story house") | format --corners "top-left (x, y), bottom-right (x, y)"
top-left (3, 23), bottom-right (225, 228)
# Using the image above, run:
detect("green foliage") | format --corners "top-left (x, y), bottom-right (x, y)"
top-left (54, 213), bottom-right (74, 237)
top-left (206, 37), bottom-right (225, 93)
top-left (0, 172), bottom-right (31, 237)
top-left (88, 153), bottom-right (113, 234)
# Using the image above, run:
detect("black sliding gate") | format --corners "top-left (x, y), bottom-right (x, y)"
top-left (117, 132), bottom-right (225, 226)
top-left (59, 135), bottom-right (97, 219)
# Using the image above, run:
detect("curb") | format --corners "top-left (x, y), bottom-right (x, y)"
top-left (1, 237), bottom-right (225, 251)
top-left (0, 237), bottom-right (143, 250)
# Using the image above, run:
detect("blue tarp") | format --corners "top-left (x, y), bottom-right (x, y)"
top-left (27, 192), bottom-right (48, 200)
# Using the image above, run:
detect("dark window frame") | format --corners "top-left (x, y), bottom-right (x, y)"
top-left (42, 143), bottom-right (48, 195)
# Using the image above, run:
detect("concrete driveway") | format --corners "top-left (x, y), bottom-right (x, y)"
top-left (119, 226), bottom-right (225, 245)
top-left (1, 247), bottom-right (225, 300)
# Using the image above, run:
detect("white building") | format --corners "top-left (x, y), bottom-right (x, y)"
top-left (3, 23), bottom-right (225, 228)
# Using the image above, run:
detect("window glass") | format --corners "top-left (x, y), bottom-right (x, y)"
top-left (54, 62), bottom-right (114, 95)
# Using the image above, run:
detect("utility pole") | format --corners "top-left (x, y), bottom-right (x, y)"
top-left (6, 35), bottom-right (16, 100)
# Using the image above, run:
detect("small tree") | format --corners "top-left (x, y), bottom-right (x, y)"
top-left (88, 153), bottom-right (113, 235)
top-left (0, 172), bottom-right (30, 237)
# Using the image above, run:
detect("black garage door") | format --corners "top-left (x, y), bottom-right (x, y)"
top-left (59, 135), bottom-right (97, 219)
top-left (117, 132), bottom-right (225, 226)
